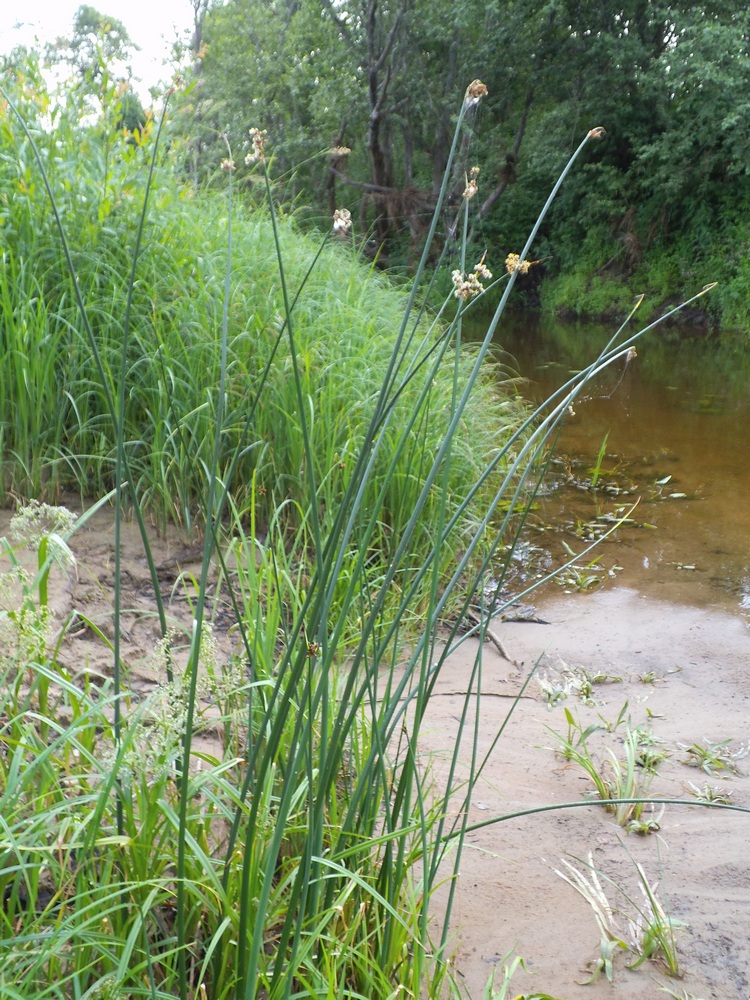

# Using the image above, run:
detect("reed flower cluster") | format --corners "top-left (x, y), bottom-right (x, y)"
top-left (333, 207), bottom-right (352, 235)
top-left (464, 78), bottom-right (489, 107)
top-left (464, 165), bottom-right (480, 200)
top-left (452, 257), bottom-right (492, 300)
top-left (245, 126), bottom-right (267, 164)
top-left (505, 252), bottom-right (537, 275)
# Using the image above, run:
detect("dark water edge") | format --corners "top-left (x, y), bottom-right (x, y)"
top-left (466, 311), bottom-right (750, 620)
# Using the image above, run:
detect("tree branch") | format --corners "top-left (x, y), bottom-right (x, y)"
top-left (482, 89), bottom-right (533, 218)
top-left (320, 0), bottom-right (356, 49)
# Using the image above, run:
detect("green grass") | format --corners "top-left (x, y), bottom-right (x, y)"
top-left (0, 97), bottom-right (516, 606)
top-left (0, 64), bottom-right (736, 1000)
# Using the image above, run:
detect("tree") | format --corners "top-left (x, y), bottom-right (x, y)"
top-left (177, 0), bottom-right (750, 292)
top-left (184, 0), bottom-right (554, 257)
top-left (52, 4), bottom-right (137, 82)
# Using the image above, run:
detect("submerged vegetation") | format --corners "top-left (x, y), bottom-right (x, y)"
top-left (0, 38), bottom-right (746, 1000)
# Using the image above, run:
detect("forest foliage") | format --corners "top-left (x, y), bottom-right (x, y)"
top-left (180, 0), bottom-right (750, 326)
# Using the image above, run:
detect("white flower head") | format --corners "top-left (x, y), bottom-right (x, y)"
top-left (10, 500), bottom-right (77, 551)
top-left (333, 208), bottom-right (352, 236)
top-left (245, 127), bottom-right (267, 164)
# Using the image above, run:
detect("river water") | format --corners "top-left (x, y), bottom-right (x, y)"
top-left (480, 313), bottom-right (750, 618)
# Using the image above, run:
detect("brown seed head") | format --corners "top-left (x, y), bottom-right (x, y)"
top-left (465, 80), bottom-right (489, 107)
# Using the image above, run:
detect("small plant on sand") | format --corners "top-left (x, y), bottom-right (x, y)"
top-left (625, 863), bottom-right (684, 977)
top-left (659, 986), bottom-right (707, 1000)
top-left (555, 855), bottom-right (629, 983)
top-left (537, 672), bottom-right (576, 707)
top-left (685, 780), bottom-right (733, 804)
top-left (678, 738), bottom-right (747, 775)
top-left (626, 803), bottom-right (664, 836)
top-left (484, 959), bottom-right (565, 1000)
top-left (552, 707), bottom-right (602, 759)
top-left (548, 715), bottom-right (652, 827)
top-left (632, 724), bottom-right (670, 773)
top-left (599, 700), bottom-right (630, 732)
top-left (537, 664), bottom-right (621, 708)
top-left (639, 669), bottom-right (660, 684)
top-left (556, 854), bottom-right (684, 981)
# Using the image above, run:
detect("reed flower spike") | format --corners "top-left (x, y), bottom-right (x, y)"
top-left (452, 257), bottom-right (492, 300)
top-left (464, 80), bottom-right (488, 107)
top-left (505, 252), bottom-right (539, 275)
top-left (245, 127), bottom-right (267, 164)
top-left (463, 166), bottom-right (480, 201)
top-left (333, 208), bottom-right (352, 236)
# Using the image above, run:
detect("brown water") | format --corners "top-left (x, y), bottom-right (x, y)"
top-left (488, 314), bottom-right (750, 617)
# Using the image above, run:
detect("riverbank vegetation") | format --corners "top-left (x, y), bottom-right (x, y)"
top-left (0, 23), bottom-right (732, 1000)
top-left (0, 61), bottom-right (568, 997)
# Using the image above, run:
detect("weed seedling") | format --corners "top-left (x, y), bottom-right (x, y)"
top-left (598, 701), bottom-right (630, 732)
top-left (552, 707), bottom-right (602, 759)
top-left (537, 672), bottom-right (575, 708)
top-left (632, 725), bottom-right (670, 773)
top-left (626, 863), bottom-right (684, 977)
top-left (639, 670), bottom-right (660, 685)
top-left (589, 431), bottom-right (610, 489)
top-left (626, 804), bottom-right (664, 836)
top-left (547, 714), bottom-right (652, 826)
top-left (659, 985), bottom-right (707, 1000)
top-left (557, 854), bottom-right (684, 982)
top-left (555, 854), bottom-right (628, 983)
top-left (679, 738), bottom-right (747, 775)
top-left (573, 667), bottom-right (622, 706)
top-left (685, 780), bottom-right (733, 804)
top-left (556, 542), bottom-right (604, 592)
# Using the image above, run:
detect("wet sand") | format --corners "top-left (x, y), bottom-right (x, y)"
top-left (431, 588), bottom-right (750, 999)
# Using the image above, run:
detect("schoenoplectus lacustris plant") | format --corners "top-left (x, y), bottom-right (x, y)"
top-left (0, 66), bottom-right (729, 1000)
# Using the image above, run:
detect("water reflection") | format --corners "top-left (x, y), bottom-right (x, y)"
top-left (471, 312), bottom-right (750, 616)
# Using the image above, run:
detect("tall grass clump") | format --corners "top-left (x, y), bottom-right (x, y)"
top-left (0, 63), bottom-right (512, 577)
top-left (0, 63), bottom-right (726, 1000)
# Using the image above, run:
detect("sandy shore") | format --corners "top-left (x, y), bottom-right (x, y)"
top-left (432, 588), bottom-right (750, 999)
